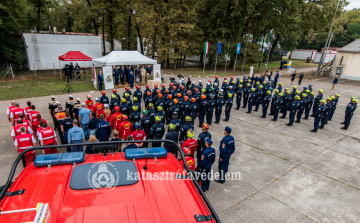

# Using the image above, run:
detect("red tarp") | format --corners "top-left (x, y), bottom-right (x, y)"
top-left (58, 51), bottom-right (92, 61)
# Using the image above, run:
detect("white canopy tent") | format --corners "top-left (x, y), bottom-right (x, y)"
top-left (93, 51), bottom-right (157, 66)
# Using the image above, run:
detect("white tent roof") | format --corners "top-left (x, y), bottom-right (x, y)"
top-left (93, 51), bottom-right (157, 66)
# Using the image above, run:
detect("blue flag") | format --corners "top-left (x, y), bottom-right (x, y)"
top-left (236, 43), bottom-right (241, 54)
top-left (217, 43), bottom-right (222, 54)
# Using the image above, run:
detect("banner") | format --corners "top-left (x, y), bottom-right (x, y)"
top-left (204, 42), bottom-right (209, 54)
top-left (92, 65), bottom-right (97, 89)
top-left (153, 64), bottom-right (161, 82)
top-left (102, 66), bottom-right (114, 90)
top-left (236, 43), bottom-right (241, 55)
top-left (217, 43), bottom-right (222, 54)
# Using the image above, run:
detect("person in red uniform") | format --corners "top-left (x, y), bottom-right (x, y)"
top-left (85, 94), bottom-right (94, 110)
top-left (6, 100), bottom-right (16, 122)
top-left (131, 122), bottom-right (146, 147)
top-left (10, 102), bottom-right (26, 126)
top-left (28, 105), bottom-right (40, 125)
top-left (179, 147), bottom-right (196, 171)
top-left (11, 118), bottom-right (33, 140)
top-left (118, 115), bottom-right (133, 140)
top-left (14, 114), bottom-right (31, 127)
top-left (14, 126), bottom-right (36, 167)
top-left (181, 130), bottom-right (198, 158)
top-left (92, 97), bottom-right (104, 118)
top-left (110, 106), bottom-right (123, 130)
top-left (38, 122), bottom-right (58, 154)
top-left (32, 114), bottom-right (47, 137)
top-left (102, 104), bottom-right (112, 122)
top-left (24, 101), bottom-right (33, 120)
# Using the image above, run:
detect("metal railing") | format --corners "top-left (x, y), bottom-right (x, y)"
top-left (0, 139), bottom-right (221, 222)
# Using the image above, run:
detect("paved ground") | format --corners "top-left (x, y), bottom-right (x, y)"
top-left (0, 74), bottom-right (359, 222)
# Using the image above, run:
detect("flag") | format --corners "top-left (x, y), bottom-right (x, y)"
top-left (204, 42), bottom-right (210, 54)
top-left (217, 43), bottom-right (222, 54)
top-left (92, 65), bottom-right (97, 88)
top-left (236, 43), bottom-right (241, 55)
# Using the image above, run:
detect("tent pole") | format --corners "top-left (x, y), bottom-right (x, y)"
top-left (59, 61), bottom-right (61, 79)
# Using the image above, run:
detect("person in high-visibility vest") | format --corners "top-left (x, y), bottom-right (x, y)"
top-left (6, 100), bottom-right (16, 122)
top-left (38, 122), bottom-right (58, 154)
top-left (10, 102), bottom-right (26, 126)
top-left (54, 105), bottom-right (66, 144)
top-left (14, 126), bottom-right (36, 167)
top-left (11, 118), bottom-right (33, 141)
top-left (118, 115), bottom-right (133, 140)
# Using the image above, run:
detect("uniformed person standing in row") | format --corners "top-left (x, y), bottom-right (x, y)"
top-left (310, 100), bottom-right (325, 133)
top-left (198, 95), bottom-right (208, 127)
top-left (199, 138), bottom-right (215, 192)
top-left (341, 98), bottom-right (357, 130)
top-left (65, 95), bottom-right (76, 119)
top-left (214, 93), bottom-right (225, 124)
top-left (286, 95), bottom-right (300, 126)
top-left (164, 123), bottom-right (179, 156)
top-left (271, 93), bottom-right (283, 121)
top-left (311, 89), bottom-right (323, 117)
top-left (215, 127), bottom-right (235, 184)
top-left (100, 91), bottom-right (110, 105)
top-left (246, 88), bottom-right (256, 114)
top-left (72, 98), bottom-right (82, 122)
top-left (328, 94), bottom-right (340, 121)
top-left (295, 93), bottom-right (307, 123)
top-left (235, 84), bottom-right (243, 110)
top-left (149, 116), bottom-right (165, 147)
top-left (196, 123), bottom-right (211, 170)
top-left (48, 95), bottom-right (58, 124)
top-left (260, 91), bottom-right (271, 118)
top-left (223, 93), bottom-right (233, 121)
top-left (319, 97), bottom-right (332, 129)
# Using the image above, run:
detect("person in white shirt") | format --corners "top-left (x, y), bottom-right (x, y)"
top-left (6, 100), bottom-right (16, 122)
top-left (11, 118), bottom-right (33, 140)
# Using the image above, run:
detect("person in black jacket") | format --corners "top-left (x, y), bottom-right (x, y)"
top-left (260, 91), bottom-right (271, 118)
top-left (89, 112), bottom-right (100, 136)
top-left (179, 116), bottom-right (194, 144)
top-left (149, 116), bottom-right (165, 147)
top-left (164, 123), bottom-right (179, 156)
top-left (196, 123), bottom-right (211, 170)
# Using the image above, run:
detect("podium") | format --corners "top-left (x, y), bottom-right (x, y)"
top-left (148, 80), bottom-right (160, 88)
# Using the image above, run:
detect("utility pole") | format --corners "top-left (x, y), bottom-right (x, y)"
top-left (317, 0), bottom-right (340, 71)
top-left (126, 5), bottom-right (130, 50)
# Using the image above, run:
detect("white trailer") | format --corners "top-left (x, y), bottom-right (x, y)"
top-left (289, 49), bottom-right (317, 61)
top-left (313, 51), bottom-right (337, 63)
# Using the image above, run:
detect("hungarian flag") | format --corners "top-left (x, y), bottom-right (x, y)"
top-left (204, 42), bottom-right (210, 54)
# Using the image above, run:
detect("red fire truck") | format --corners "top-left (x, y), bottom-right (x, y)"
top-left (0, 140), bottom-right (220, 222)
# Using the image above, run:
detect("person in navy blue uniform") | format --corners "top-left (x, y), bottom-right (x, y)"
top-left (129, 105), bottom-right (141, 129)
top-left (169, 112), bottom-right (181, 132)
top-left (129, 71), bottom-right (134, 89)
top-left (164, 123), bottom-right (179, 156)
top-left (341, 99), bottom-right (357, 130)
top-left (114, 67), bottom-right (120, 86)
top-left (303, 92), bottom-right (315, 120)
top-left (277, 82), bottom-right (283, 93)
top-left (198, 95), bottom-right (208, 127)
top-left (196, 123), bottom-right (211, 170)
top-left (287, 95), bottom-right (300, 126)
top-left (179, 116), bottom-right (194, 144)
top-left (189, 98), bottom-right (198, 125)
top-left (132, 96), bottom-right (141, 112)
top-left (215, 127), bottom-right (235, 184)
top-left (133, 86), bottom-right (142, 103)
top-left (254, 85), bottom-right (264, 112)
top-left (95, 114), bottom-right (111, 141)
top-left (149, 116), bottom-right (165, 147)
top-left (140, 109), bottom-right (151, 147)
top-left (223, 93), bottom-right (233, 121)
top-left (214, 76), bottom-right (219, 85)
top-left (242, 83), bottom-right (251, 108)
top-left (126, 65), bottom-right (133, 83)
top-left (199, 138), bottom-right (215, 192)
top-left (308, 84), bottom-right (313, 92)
top-left (214, 93), bottom-right (224, 123)
top-left (271, 93), bottom-right (283, 121)
top-left (120, 65), bottom-right (125, 85)
top-left (328, 94), bottom-right (340, 121)
top-left (119, 98), bottom-right (130, 116)
top-left (235, 84), bottom-right (243, 110)
top-left (98, 71), bottom-right (104, 91)
top-left (260, 91), bottom-right (271, 118)
top-left (295, 93), bottom-right (308, 123)
top-left (246, 88), bottom-right (256, 113)
top-left (206, 95), bottom-right (215, 125)
top-left (181, 96), bottom-right (191, 125)
top-left (109, 94), bottom-right (119, 113)
top-left (168, 98), bottom-right (181, 123)
top-left (298, 72), bottom-right (304, 85)
top-left (311, 89), bottom-right (323, 117)
top-left (100, 91), bottom-right (109, 105)
top-left (269, 89), bottom-right (279, 115)
top-left (280, 90), bottom-right (292, 119)
top-left (274, 71), bottom-right (280, 88)
top-left (155, 106), bottom-right (166, 125)
top-left (311, 100), bottom-right (325, 132)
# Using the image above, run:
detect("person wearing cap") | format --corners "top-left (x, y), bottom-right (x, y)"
top-left (295, 93), bottom-right (308, 123)
top-left (133, 86), bottom-right (143, 103)
top-left (93, 97), bottom-right (104, 118)
top-left (260, 91), bottom-right (271, 118)
top-left (310, 100), bottom-right (326, 132)
top-left (206, 94), bottom-right (216, 125)
top-left (112, 89), bottom-right (120, 103)
top-left (223, 93), bottom-right (233, 121)
top-left (246, 88), bottom-right (256, 113)
top-left (95, 114), bottom-right (111, 141)
top-left (303, 92), bottom-right (315, 120)
top-left (286, 95), bottom-right (300, 126)
top-left (169, 112), bottom-right (181, 133)
top-left (199, 138), bottom-right (215, 192)
top-left (271, 93), bottom-right (284, 121)
top-left (67, 119), bottom-right (85, 152)
top-left (215, 127), bottom-right (235, 184)
top-left (155, 106), bottom-right (166, 125)
top-left (48, 95), bottom-right (57, 121)
top-left (319, 97), bottom-right (332, 129)
top-left (341, 98), bottom-right (357, 130)
top-left (164, 123), bottom-right (179, 156)
top-left (85, 95), bottom-right (94, 110)
top-left (144, 91), bottom-right (154, 110)
top-left (54, 104), bottom-right (66, 144)
top-left (180, 147), bottom-right (196, 171)
top-left (179, 116), bottom-right (194, 144)
top-left (72, 98), bottom-right (82, 122)
top-left (214, 93), bottom-right (225, 123)
top-left (78, 102), bottom-right (91, 141)
top-left (64, 95), bottom-right (76, 119)
top-left (197, 95), bottom-right (208, 127)
top-left (196, 123), bottom-right (211, 170)
top-left (147, 103), bottom-right (157, 126)
top-left (100, 91), bottom-right (110, 105)
top-left (129, 105), bottom-right (141, 129)
top-left (110, 94), bottom-right (120, 113)
top-left (311, 89), bottom-right (323, 117)
top-left (149, 116), bottom-right (165, 147)
top-left (60, 112), bottom-right (73, 152)
top-left (118, 115), bottom-right (133, 140)
top-left (328, 94), bottom-right (340, 121)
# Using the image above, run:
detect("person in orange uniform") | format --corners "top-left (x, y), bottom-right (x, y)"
top-left (92, 97), bottom-right (104, 118)
top-left (14, 126), bottom-right (36, 167)
top-left (38, 122), bottom-right (58, 154)
top-left (11, 118), bottom-right (33, 140)
top-left (110, 106), bottom-right (123, 130)
top-left (181, 130), bottom-right (198, 158)
top-left (102, 104), bottom-right (112, 122)
top-left (85, 94), bottom-right (94, 110)
top-left (179, 147), bottom-right (196, 171)
top-left (118, 115), bottom-right (133, 140)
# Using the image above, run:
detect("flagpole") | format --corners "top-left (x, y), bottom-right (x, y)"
top-left (242, 41), bottom-right (248, 72)
top-left (203, 54), bottom-right (206, 75)
top-left (234, 54), bottom-right (237, 72)
top-left (224, 42), bottom-right (230, 73)
top-left (214, 53), bottom-right (218, 74)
